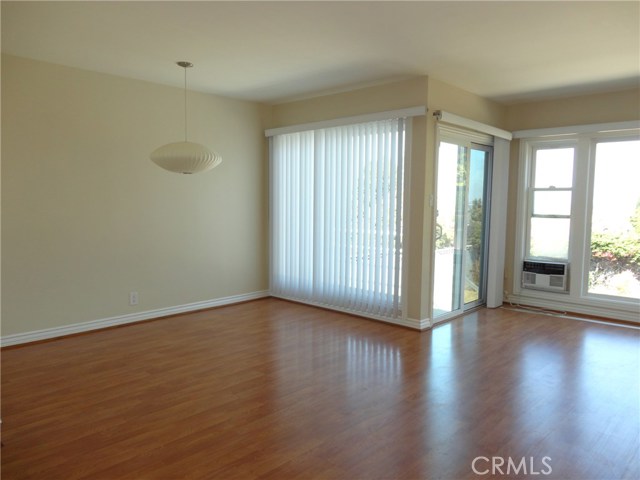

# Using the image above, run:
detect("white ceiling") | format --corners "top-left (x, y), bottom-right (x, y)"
top-left (2, 1), bottom-right (639, 105)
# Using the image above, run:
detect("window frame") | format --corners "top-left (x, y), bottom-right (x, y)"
top-left (525, 141), bottom-right (577, 262)
top-left (582, 131), bottom-right (640, 302)
top-left (513, 128), bottom-right (640, 321)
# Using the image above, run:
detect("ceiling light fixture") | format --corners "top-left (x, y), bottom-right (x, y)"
top-left (150, 61), bottom-right (222, 174)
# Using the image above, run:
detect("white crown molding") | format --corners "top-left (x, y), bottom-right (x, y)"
top-left (1, 290), bottom-right (270, 347)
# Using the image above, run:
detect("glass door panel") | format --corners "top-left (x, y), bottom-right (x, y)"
top-left (464, 148), bottom-right (489, 306)
top-left (434, 141), bottom-right (467, 317)
top-left (434, 141), bottom-right (492, 320)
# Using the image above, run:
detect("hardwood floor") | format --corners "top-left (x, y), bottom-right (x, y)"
top-left (2, 298), bottom-right (639, 479)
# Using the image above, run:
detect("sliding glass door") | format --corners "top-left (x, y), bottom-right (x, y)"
top-left (433, 139), bottom-right (492, 320)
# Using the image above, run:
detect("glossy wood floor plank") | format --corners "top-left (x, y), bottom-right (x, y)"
top-left (2, 298), bottom-right (639, 479)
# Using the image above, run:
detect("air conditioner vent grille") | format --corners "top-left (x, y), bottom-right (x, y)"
top-left (549, 275), bottom-right (565, 288)
top-left (522, 260), bottom-right (569, 293)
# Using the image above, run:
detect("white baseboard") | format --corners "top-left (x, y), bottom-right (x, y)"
top-left (1, 290), bottom-right (270, 347)
top-left (271, 294), bottom-right (432, 331)
top-left (399, 317), bottom-right (432, 330)
top-left (505, 294), bottom-right (640, 324)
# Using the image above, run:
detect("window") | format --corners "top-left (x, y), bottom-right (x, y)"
top-left (527, 146), bottom-right (575, 260)
top-left (588, 139), bottom-right (640, 299)
top-left (515, 125), bottom-right (640, 319)
top-left (269, 118), bottom-right (407, 319)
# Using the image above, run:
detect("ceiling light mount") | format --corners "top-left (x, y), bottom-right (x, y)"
top-left (150, 61), bottom-right (221, 174)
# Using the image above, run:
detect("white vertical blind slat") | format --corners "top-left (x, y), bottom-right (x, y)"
top-left (393, 119), bottom-right (406, 313)
top-left (314, 132), bottom-right (324, 301)
top-left (363, 124), bottom-right (373, 310)
top-left (270, 118), bottom-right (406, 319)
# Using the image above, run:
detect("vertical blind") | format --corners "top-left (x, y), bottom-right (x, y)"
top-left (270, 118), bottom-right (407, 319)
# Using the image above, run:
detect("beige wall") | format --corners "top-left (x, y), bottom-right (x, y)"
top-left (270, 77), bottom-right (429, 128)
top-left (1, 55), bottom-right (268, 336)
top-left (5, 53), bottom-right (635, 337)
top-left (428, 77), bottom-right (508, 129)
top-left (506, 88), bottom-right (640, 131)
top-left (503, 88), bottom-right (640, 295)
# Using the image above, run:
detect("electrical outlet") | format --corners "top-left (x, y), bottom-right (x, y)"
top-left (129, 291), bottom-right (139, 306)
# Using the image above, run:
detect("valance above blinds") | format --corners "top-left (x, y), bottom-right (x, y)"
top-left (437, 123), bottom-right (494, 146)
top-left (433, 110), bottom-right (512, 141)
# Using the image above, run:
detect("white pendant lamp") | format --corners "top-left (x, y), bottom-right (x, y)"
top-left (150, 61), bottom-right (221, 174)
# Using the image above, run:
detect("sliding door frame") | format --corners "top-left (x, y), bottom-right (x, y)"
top-left (465, 142), bottom-right (493, 310)
top-left (431, 125), bottom-right (495, 324)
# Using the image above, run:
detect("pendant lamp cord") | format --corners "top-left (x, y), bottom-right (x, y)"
top-left (184, 66), bottom-right (188, 142)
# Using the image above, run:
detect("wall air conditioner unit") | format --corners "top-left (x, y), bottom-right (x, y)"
top-left (522, 260), bottom-right (569, 293)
